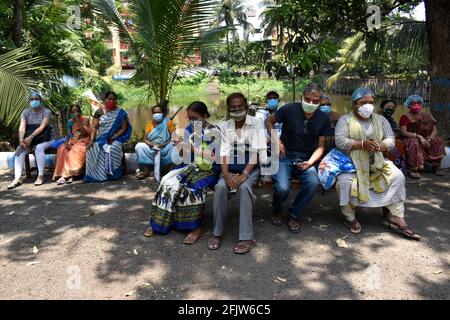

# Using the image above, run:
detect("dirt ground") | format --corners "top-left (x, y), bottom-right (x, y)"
top-left (0, 168), bottom-right (449, 300)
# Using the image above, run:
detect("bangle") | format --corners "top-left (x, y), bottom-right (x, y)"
top-left (242, 170), bottom-right (250, 178)
top-left (361, 140), bottom-right (364, 150)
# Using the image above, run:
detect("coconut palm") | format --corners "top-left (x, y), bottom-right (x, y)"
top-left (93, 0), bottom-right (221, 105)
top-left (327, 20), bottom-right (428, 86)
top-left (0, 47), bottom-right (54, 126)
top-left (212, 0), bottom-right (253, 69)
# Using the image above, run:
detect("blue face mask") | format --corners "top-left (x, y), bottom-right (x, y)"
top-left (267, 99), bottom-right (279, 110)
top-left (320, 105), bottom-right (331, 113)
top-left (30, 100), bottom-right (42, 109)
top-left (153, 113), bottom-right (163, 122)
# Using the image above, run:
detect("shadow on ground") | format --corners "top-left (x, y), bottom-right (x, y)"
top-left (0, 169), bottom-right (449, 299)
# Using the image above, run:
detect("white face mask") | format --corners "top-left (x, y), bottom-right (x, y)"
top-left (302, 98), bottom-right (320, 113)
top-left (357, 103), bottom-right (374, 119)
top-left (229, 110), bottom-right (247, 122)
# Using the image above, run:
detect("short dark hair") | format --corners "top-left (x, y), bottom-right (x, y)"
top-left (380, 99), bottom-right (396, 109)
top-left (71, 104), bottom-right (82, 114)
top-left (266, 91), bottom-right (279, 99)
top-left (187, 101), bottom-right (210, 118)
top-left (226, 92), bottom-right (247, 107)
top-left (103, 91), bottom-right (117, 101)
top-left (303, 83), bottom-right (322, 95)
top-left (152, 104), bottom-right (166, 115)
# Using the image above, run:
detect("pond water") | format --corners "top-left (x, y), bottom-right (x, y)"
top-left (125, 91), bottom-right (429, 142)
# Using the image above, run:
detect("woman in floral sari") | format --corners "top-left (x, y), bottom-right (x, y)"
top-left (134, 104), bottom-right (176, 180)
top-left (335, 88), bottom-right (420, 240)
top-left (84, 91), bottom-right (132, 182)
top-left (400, 95), bottom-right (446, 179)
top-left (144, 101), bottom-right (221, 244)
top-left (53, 104), bottom-right (91, 184)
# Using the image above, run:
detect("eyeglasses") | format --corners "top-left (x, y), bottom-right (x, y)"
top-left (303, 119), bottom-right (309, 134)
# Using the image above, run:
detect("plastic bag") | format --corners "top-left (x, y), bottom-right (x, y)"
top-left (318, 148), bottom-right (356, 190)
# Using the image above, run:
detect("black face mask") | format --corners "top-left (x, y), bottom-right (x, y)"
top-left (382, 109), bottom-right (395, 118)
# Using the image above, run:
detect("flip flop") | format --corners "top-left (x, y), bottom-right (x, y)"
top-left (207, 236), bottom-right (222, 250)
top-left (287, 219), bottom-right (302, 233)
top-left (183, 231), bottom-right (203, 245)
top-left (136, 172), bottom-right (149, 180)
top-left (143, 226), bottom-right (153, 238)
top-left (271, 213), bottom-right (283, 226)
top-left (382, 220), bottom-right (421, 241)
top-left (234, 239), bottom-right (256, 254)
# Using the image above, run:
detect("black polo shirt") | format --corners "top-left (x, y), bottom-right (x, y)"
top-left (275, 102), bottom-right (332, 160)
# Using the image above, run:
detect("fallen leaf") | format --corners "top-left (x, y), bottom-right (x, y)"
top-left (342, 235), bottom-right (348, 240)
top-left (32, 246), bottom-right (39, 254)
top-left (133, 249), bottom-right (139, 255)
top-left (319, 224), bottom-right (328, 229)
top-left (427, 188), bottom-right (434, 193)
top-left (433, 269), bottom-right (442, 275)
top-left (6, 211), bottom-right (14, 215)
top-left (27, 261), bottom-right (40, 266)
top-left (276, 276), bottom-right (287, 282)
top-left (336, 238), bottom-right (348, 248)
top-left (125, 290), bottom-right (134, 297)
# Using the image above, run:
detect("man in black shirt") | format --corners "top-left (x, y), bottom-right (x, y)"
top-left (265, 83), bottom-right (332, 233)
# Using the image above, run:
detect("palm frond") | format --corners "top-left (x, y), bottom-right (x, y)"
top-left (0, 47), bottom-right (54, 126)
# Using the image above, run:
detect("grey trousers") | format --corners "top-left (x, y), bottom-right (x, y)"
top-left (212, 168), bottom-right (260, 241)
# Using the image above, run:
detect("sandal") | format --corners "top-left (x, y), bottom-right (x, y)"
top-left (433, 167), bottom-right (444, 176)
top-left (408, 171), bottom-right (421, 179)
top-left (143, 226), bottom-right (153, 237)
top-left (234, 239), bottom-right (256, 254)
top-left (383, 218), bottom-right (421, 241)
top-left (271, 211), bottom-right (283, 226)
top-left (344, 219), bottom-right (362, 234)
top-left (7, 179), bottom-right (22, 190)
top-left (34, 176), bottom-right (45, 186)
top-left (66, 177), bottom-right (73, 184)
top-left (183, 230), bottom-right (203, 245)
top-left (287, 218), bottom-right (302, 233)
top-left (136, 172), bottom-right (149, 180)
top-left (207, 236), bottom-right (222, 250)
top-left (56, 177), bottom-right (66, 185)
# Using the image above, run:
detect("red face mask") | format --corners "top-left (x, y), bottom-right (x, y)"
top-left (410, 102), bottom-right (422, 114)
top-left (105, 100), bottom-right (117, 110)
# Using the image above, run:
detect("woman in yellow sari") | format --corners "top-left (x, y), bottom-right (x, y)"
top-left (334, 88), bottom-right (420, 240)
top-left (53, 105), bottom-right (91, 184)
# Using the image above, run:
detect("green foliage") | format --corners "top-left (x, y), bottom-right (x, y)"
top-left (93, 0), bottom-right (222, 105)
top-left (0, 47), bottom-right (55, 126)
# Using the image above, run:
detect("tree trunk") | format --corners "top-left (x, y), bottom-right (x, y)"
top-left (292, 77), bottom-right (296, 103)
top-left (12, 0), bottom-right (23, 47)
top-left (226, 31), bottom-right (230, 71)
top-left (425, 0), bottom-right (450, 141)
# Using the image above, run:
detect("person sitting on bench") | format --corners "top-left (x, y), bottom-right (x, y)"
top-left (265, 83), bottom-right (332, 233)
top-left (7, 92), bottom-right (55, 189)
top-left (52, 104), bottom-right (92, 185)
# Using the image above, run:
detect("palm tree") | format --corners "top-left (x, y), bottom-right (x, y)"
top-left (327, 19), bottom-right (429, 86)
top-left (212, 0), bottom-right (253, 69)
top-left (0, 47), bottom-right (54, 126)
top-left (93, 0), bottom-right (220, 105)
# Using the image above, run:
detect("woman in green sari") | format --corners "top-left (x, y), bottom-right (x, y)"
top-left (144, 101), bottom-right (221, 244)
